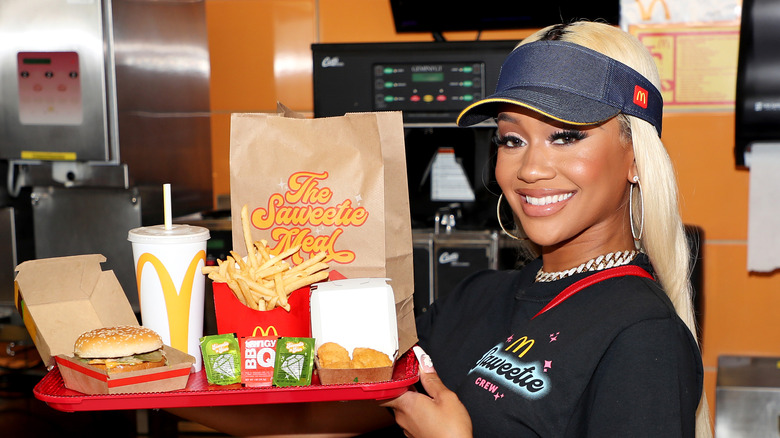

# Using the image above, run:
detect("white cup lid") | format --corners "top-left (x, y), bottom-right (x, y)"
top-left (128, 224), bottom-right (210, 244)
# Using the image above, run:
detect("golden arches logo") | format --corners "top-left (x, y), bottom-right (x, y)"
top-left (505, 336), bottom-right (535, 358)
top-left (136, 250), bottom-right (206, 352)
top-left (634, 0), bottom-right (671, 21)
top-left (252, 326), bottom-right (279, 337)
top-left (633, 85), bottom-right (649, 109)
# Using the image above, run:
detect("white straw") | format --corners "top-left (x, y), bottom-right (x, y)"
top-left (163, 183), bottom-right (172, 230)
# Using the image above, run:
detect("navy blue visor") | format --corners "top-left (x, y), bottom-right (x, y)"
top-left (457, 40), bottom-right (663, 136)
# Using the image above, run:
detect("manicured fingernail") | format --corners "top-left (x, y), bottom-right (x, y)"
top-left (413, 346), bottom-right (435, 373)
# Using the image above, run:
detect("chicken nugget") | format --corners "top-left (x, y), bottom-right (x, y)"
top-left (325, 360), bottom-right (353, 369)
top-left (317, 342), bottom-right (352, 369)
top-left (351, 347), bottom-right (392, 369)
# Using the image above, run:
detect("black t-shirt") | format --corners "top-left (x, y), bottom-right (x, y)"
top-left (416, 254), bottom-right (702, 437)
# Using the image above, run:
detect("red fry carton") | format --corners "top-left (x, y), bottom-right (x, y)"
top-left (212, 282), bottom-right (311, 339)
top-left (212, 271), bottom-right (345, 340)
top-left (240, 336), bottom-right (277, 387)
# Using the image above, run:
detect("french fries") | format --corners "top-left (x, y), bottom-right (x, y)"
top-left (202, 204), bottom-right (329, 311)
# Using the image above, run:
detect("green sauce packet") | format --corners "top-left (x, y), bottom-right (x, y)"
top-left (200, 333), bottom-right (242, 385)
top-left (272, 337), bottom-right (315, 387)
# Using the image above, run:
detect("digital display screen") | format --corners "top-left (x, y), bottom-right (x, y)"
top-left (22, 58), bottom-right (52, 65)
top-left (371, 60), bottom-right (484, 114)
top-left (412, 72), bottom-right (444, 82)
top-left (207, 239), bottom-right (225, 249)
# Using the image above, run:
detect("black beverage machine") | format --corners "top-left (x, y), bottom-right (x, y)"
top-left (312, 40), bottom-right (516, 315)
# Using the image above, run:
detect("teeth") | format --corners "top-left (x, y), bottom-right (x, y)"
top-left (525, 192), bottom-right (573, 206)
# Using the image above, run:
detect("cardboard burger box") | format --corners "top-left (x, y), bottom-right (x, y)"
top-left (310, 278), bottom-right (399, 384)
top-left (14, 254), bottom-right (195, 394)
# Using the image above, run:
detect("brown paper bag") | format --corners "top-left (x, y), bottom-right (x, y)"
top-left (229, 105), bottom-right (417, 354)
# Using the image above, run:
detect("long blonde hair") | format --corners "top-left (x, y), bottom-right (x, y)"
top-left (513, 21), bottom-right (712, 437)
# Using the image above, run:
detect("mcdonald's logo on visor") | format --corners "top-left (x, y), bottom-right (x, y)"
top-left (633, 85), bottom-right (649, 109)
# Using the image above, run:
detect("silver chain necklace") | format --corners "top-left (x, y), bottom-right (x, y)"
top-left (535, 250), bottom-right (640, 282)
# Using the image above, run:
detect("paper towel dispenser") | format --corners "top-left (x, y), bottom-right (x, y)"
top-left (734, 0), bottom-right (780, 168)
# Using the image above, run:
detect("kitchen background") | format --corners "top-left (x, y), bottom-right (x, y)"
top-left (0, 0), bottom-right (776, 434)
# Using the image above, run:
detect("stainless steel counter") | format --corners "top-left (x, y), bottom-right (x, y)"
top-left (715, 355), bottom-right (780, 437)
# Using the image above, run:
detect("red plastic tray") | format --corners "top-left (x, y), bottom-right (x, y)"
top-left (34, 349), bottom-right (419, 412)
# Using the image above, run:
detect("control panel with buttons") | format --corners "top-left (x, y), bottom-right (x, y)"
top-left (17, 51), bottom-right (82, 125)
top-left (373, 62), bottom-right (483, 113)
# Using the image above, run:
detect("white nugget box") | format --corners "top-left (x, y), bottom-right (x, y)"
top-left (310, 278), bottom-right (398, 384)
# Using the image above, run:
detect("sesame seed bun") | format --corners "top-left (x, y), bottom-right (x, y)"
top-left (74, 325), bottom-right (163, 359)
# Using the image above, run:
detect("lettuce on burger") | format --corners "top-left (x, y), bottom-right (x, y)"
top-left (74, 325), bottom-right (167, 373)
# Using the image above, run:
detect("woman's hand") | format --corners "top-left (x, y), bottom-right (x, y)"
top-left (382, 347), bottom-right (472, 438)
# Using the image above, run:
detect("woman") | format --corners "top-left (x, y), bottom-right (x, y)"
top-left (384, 21), bottom-right (710, 437)
top-left (171, 20), bottom-right (709, 438)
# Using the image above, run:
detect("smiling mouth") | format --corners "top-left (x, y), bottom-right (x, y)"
top-left (524, 192), bottom-right (574, 206)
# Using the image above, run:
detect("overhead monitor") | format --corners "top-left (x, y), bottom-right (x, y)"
top-left (390, 1), bottom-right (620, 34)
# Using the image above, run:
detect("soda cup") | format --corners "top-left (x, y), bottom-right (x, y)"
top-left (128, 224), bottom-right (210, 372)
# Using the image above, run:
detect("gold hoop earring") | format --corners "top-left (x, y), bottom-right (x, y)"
top-left (496, 193), bottom-right (526, 241)
top-left (629, 176), bottom-right (644, 241)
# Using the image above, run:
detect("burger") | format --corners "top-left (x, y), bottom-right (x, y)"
top-left (74, 325), bottom-right (167, 373)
